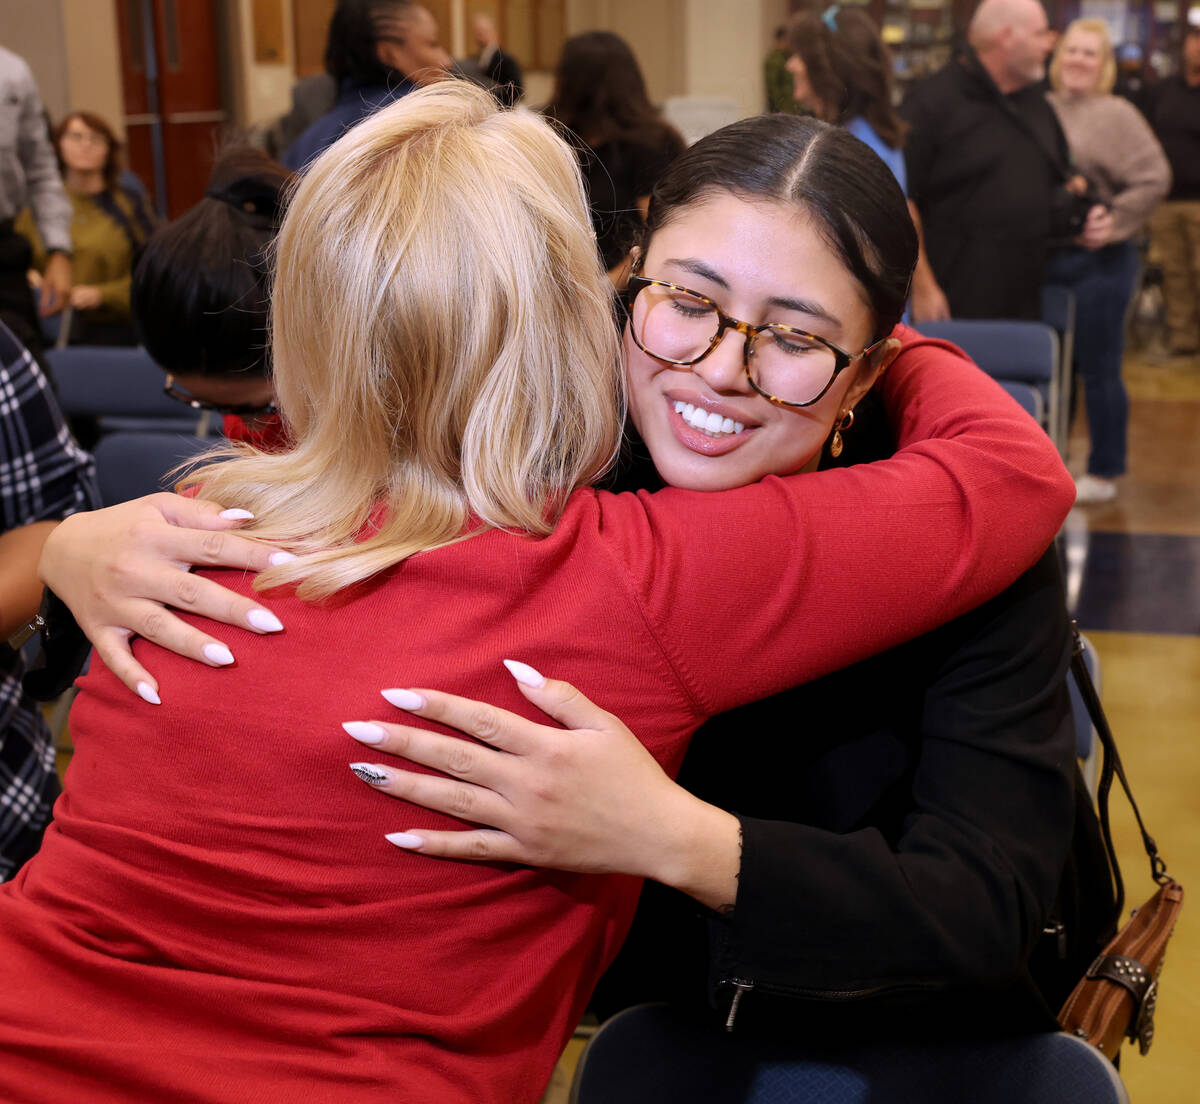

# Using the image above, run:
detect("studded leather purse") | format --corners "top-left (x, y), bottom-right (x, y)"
top-left (1057, 627), bottom-right (1184, 1059)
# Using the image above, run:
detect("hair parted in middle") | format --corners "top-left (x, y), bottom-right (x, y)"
top-left (187, 80), bottom-right (624, 600)
top-left (643, 113), bottom-right (917, 339)
top-left (1049, 18), bottom-right (1118, 95)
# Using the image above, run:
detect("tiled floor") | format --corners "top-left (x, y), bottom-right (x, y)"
top-left (1063, 349), bottom-right (1200, 1101)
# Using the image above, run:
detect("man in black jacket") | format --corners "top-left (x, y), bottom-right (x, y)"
top-left (473, 13), bottom-right (524, 108)
top-left (902, 0), bottom-right (1101, 321)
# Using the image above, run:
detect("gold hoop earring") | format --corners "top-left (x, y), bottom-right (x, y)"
top-left (829, 408), bottom-right (855, 459)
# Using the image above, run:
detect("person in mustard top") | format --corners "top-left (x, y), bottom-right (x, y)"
top-left (18, 111), bottom-right (155, 345)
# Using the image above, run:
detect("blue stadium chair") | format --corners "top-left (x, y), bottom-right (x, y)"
top-left (997, 380), bottom-right (1044, 423)
top-left (93, 431), bottom-right (220, 507)
top-left (45, 345), bottom-right (212, 434)
top-left (570, 1004), bottom-right (1129, 1104)
top-left (919, 320), bottom-right (1061, 450)
top-left (1041, 285), bottom-right (1076, 454)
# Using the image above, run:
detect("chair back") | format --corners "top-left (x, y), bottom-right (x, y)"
top-left (1041, 285), bottom-right (1076, 454)
top-left (570, 1004), bottom-right (1129, 1104)
top-left (919, 319), bottom-right (1061, 447)
top-left (93, 431), bottom-right (220, 507)
top-left (45, 345), bottom-right (205, 431)
top-left (997, 380), bottom-right (1044, 422)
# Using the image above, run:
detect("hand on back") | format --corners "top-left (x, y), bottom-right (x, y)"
top-left (39, 493), bottom-right (289, 702)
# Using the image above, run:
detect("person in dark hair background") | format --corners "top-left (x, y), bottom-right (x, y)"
top-left (134, 146), bottom-right (290, 451)
top-left (785, 6), bottom-right (908, 190)
top-left (281, 0), bottom-right (451, 171)
top-left (546, 31), bottom-right (684, 278)
top-left (18, 111), bottom-right (154, 346)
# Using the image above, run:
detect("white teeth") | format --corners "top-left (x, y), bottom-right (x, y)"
top-left (672, 401), bottom-right (748, 439)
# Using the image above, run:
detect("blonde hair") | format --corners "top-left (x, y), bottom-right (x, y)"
top-left (1050, 19), bottom-right (1117, 94)
top-left (187, 81), bottom-right (623, 599)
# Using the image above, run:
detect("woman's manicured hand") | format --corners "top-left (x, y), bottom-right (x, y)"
top-left (39, 493), bottom-right (293, 703)
top-left (345, 663), bottom-right (743, 910)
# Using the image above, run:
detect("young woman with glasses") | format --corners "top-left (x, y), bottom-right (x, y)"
top-left (329, 116), bottom-right (1113, 1054)
top-left (13, 86), bottom-right (1076, 1100)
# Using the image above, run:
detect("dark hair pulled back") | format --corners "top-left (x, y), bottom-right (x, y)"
top-left (324, 0), bottom-right (413, 86)
top-left (788, 7), bottom-right (908, 150)
top-left (643, 114), bottom-right (916, 338)
top-left (132, 146), bottom-right (294, 379)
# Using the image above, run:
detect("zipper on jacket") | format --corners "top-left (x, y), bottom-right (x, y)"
top-left (1043, 918), bottom-right (1067, 959)
top-left (719, 974), bottom-right (945, 1032)
top-left (724, 979), bottom-right (754, 1031)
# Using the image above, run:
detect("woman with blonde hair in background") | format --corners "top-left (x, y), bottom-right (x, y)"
top-left (6, 83), bottom-right (1072, 1102)
top-left (1046, 18), bottom-right (1170, 504)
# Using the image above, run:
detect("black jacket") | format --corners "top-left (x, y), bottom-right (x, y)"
top-left (1144, 75), bottom-right (1200, 200)
top-left (902, 51), bottom-right (1072, 320)
top-left (483, 47), bottom-right (523, 108)
top-left (594, 409), bottom-right (1115, 1042)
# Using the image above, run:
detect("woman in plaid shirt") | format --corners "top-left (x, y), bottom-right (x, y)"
top-left (0, 320), bottom-right (96, 879)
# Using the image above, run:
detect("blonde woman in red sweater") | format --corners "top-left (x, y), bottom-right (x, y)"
top-left (11, 86), bottom-right (1072, 1102)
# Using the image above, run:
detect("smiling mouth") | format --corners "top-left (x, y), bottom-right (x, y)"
top-left (673, 401), bottom-right (746, 439)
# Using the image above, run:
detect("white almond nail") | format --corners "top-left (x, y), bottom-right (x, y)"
top-left (381, 688), bottom-right (426, 711)
top-left (219, 508), bottom-right (254, 520)
top-left (268, 551), bottom-right (297, 566)
top-left (136, 682), bottom-right (161, 705)
top-left (343, 721), bottom-right (387, 745)
top-left (202, 643), bottom-right (235, 666)
top-left (385, 832), bottom-right (425, 850)
top-left (247, 609), bottom-right (284, 632)
top-left (503, 659), bottom-right (545, 688)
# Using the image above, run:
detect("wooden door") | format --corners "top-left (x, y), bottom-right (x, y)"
top-left (115, 0), bottom-right (227, 219)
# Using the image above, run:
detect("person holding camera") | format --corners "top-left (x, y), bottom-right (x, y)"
top-left (902, 0), bottom-right (1090, 322)
top-left (1046, 19), bottom-right (1170, 505)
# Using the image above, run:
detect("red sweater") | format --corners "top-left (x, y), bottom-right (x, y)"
top-left (0, 330), bottom-right (1074, 1103)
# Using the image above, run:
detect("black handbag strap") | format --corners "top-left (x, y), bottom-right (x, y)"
top-left (1070, 623), bottom-right (1171, 925)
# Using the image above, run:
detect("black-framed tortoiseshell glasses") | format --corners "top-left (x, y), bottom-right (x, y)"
top-left (163, 375), bottom-right (278, 418)
top-left (626, 275), bottom-right (886, 408)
